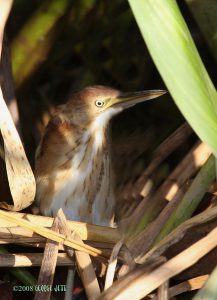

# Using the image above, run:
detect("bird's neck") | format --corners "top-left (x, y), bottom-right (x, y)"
top-left (61, 114), bottom-right (114, 225)
top-left (77, 111), bottom-right (113, 151)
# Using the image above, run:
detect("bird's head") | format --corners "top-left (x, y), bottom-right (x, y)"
top-left (64, 85), bottom-right (166, 126)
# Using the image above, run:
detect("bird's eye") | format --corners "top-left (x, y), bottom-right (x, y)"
top-left (95, 100), bottom-right (105, 107)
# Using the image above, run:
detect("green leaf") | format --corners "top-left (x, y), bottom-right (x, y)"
top-left (128, 0), bottom-right (217, 152)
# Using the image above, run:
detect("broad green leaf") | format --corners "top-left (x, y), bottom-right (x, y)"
top-left (128, 0), bottom-right (217, 152)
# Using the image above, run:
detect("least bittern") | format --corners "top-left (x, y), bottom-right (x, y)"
top-left (35, 86), bottom-right (165, 226)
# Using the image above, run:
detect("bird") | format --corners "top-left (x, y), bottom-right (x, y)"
top-left (35, 86), bottom-right (165, 227)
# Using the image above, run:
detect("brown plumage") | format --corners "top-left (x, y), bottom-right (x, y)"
top-left (35, 86), bottom-right (165, 226)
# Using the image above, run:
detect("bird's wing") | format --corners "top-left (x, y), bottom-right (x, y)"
top-left (35, 114), bottom-right (77, 177)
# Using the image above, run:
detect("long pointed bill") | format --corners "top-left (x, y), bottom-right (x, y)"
top-left (108, 90), bottom-right (166, 109)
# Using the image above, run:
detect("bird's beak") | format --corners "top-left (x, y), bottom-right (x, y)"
top-left (108, 90), bottom-right (166, 109)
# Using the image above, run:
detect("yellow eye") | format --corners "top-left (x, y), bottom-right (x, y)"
top-left (95, 100), bottom-right (105, 107)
